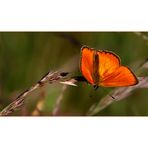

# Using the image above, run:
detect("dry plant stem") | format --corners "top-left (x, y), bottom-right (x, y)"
top-left (134, 32), bottom-right (148, 45)
top-left (52, 85), bottom-right (68, 115)
top-left (31, 91), bottom-right (46, 116)
top-left (0, 71), bottom-right (69, 116)
top-left (57, 33), bottom-right (82, 48)
top-left (52, 77), bottom-right (81, 115)
top-left (87, 77), bottom-right (148, 115)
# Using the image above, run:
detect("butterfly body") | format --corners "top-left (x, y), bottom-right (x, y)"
top-left (80, 46), bottom-right (138, 87)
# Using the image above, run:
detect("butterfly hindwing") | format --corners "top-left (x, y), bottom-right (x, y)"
top-left (99, 66), bottom-right (138, 87)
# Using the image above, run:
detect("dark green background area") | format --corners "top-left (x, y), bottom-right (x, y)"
top-left (0, 32), bottom-right (147, 116)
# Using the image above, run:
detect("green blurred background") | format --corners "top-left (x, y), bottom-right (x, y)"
top-left (0, 32), bottom-right (148, 116)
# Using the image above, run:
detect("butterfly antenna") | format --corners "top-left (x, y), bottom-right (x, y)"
top-left (92, 85), bottom-right (116, 99)
top-left (101, 87), bottom-right (116, 100)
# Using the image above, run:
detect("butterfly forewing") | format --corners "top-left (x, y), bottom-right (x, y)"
top-left (80, 47), bottom-right (95, 84)
top-left (97, 51), bottom-right (120, 78)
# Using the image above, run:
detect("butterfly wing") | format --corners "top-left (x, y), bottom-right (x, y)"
top-left (97, 51), bottom-right (121, 77)
top-left (100, 66), bottom-right (138, 87)
top-left (98, 51), bottom-right (138, 87)
top-left (80, 47), bottom-right (95, 84)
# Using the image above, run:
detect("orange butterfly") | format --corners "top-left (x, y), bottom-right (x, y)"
top-left (80, 46), bottom-right (138, 87)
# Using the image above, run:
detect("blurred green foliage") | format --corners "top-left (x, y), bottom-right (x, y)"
top-left (0, 32), bottom-right (148, 116)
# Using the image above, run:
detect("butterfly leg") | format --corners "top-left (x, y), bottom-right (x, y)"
top-left (93, 85), bottom-right (99, 90)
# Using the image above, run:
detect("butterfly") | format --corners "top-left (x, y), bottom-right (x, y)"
top-left (80, 46), bottom-right (138, 88)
